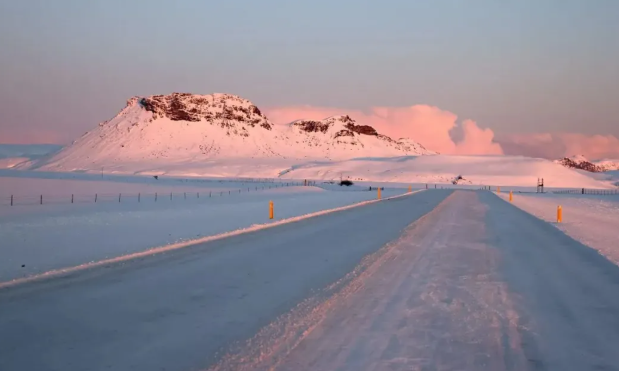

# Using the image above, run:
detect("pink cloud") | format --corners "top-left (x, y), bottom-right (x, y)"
top-left (264, 104), bottom-right (503, 155)
top-left (498, 133), bottom-right (619, 160)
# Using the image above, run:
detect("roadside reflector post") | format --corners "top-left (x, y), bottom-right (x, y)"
top-left (509, 191), bottom-right (513, 202)
top-left (497, 186), bottom-right (501, 193)
top-left (408, 185), bottom-right (412, 193)
top-left (557, 205), bottom-right (562, 223)
top-left (269, 201), bottom-right (274, 219)
top-left (377, 187), bottom-right (381, 199)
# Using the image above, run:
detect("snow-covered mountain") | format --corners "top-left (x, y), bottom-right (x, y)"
top-left (280, 115), bottom-right (435, 159)
top-left (555, 155), bottom-right (619, 172)
top-left (36, 93), bottom-right (434, 172)
top-left (596, 159), bottom-right (619, 172)
top-left (554, 155), bottom-right (604, 172)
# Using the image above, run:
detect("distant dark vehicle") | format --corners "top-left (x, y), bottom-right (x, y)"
top-left (340, 180), bottom-right (354, 186)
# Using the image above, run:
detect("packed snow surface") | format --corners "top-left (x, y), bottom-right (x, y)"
top-left (0, 191), bottom-right (448, 371)
top-left (3, 191), bottom-right (619, 371)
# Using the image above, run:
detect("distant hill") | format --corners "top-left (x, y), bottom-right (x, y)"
top-left (34, 92), bottom-right (434, 172)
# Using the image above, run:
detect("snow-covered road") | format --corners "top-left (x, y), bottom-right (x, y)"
top-left (0, 190), bottom-right (449, 371)
top-left (2, 190), bottom-right (619, 371)
top-left (247, 190), bottom-right (528, 371)
top-left (212, 191), bottom-right (619, 371)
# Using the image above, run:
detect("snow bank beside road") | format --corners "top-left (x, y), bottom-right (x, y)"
top-left (0, 185), bottom-right (407, 282)
top-left (498, 192), bottom-right (619, 266)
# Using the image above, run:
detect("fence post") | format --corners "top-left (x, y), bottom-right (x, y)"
top-left (155, 193), bottom-right (158, 202)
top-left (197, 192), bottom-right (199, 198)
top-left (40, 195), bottom-right (43, 205)
top-left (95, 194), bottom-right (98, 203)
top-left (220, 191), bottom-right (223, 196)
top-left (138, 193), bottom-right (141, 202)
top-left (119, 193), bottom-right (121, 202)
top-left (11, 195), bottom-right (13, 206)
top-left (184, 192), bottom-right (186, 200)
top-left (72, 194), bottom-right (74, 204)
top-left (210, 191), bottom-right (212, 197)
top-left (170, 192), bottom-right (172, 200)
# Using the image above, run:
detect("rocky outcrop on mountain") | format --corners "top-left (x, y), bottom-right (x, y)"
top-left (555, 155), bottom-right (603, 172)
top-left (287, 115), bottom-right (435, 157)
top-left (138, 93), bottom-right (271, 129)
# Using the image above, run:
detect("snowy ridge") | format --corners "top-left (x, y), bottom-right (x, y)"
top-left (34, 93), bottom-right (432, 172)
top-left (280, 115), bottom-right (436, 160)
top-left (596, 159), bottom-right (619, 172)
top-left (555, 155), bottom-right (619, 173)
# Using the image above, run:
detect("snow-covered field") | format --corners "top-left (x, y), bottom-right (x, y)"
top-left (0, 170), bottom-right (301, 207)
top-left (13, 153), bottom-right (615, 189)
top-left (0, 174), bottom-right (407, 282)
top-left (498, 191), bottom-right (619, 266)
top-left (278, 155), bottom-right (616, 188)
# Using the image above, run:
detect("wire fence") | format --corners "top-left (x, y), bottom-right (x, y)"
top-left (552, 188), bottom-right (619, 196)
top-left (1, 181), bottom-right (312, 207)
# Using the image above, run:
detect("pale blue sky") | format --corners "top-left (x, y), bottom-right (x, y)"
top-left (0, 0), bottom-right (617, 143)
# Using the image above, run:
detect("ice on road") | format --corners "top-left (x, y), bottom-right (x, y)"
top-left (246, 191), bottom-right (528, 371)
top-left (0, 190), bottom-right (449, 371)
top-left (214, 191), bottom-right (619, 371)
top-left (2, 190), bottom-right (619, 371)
